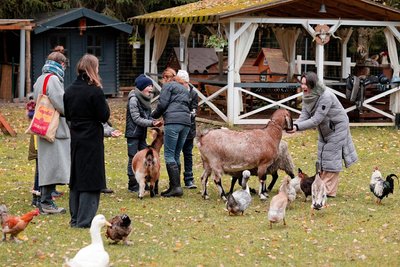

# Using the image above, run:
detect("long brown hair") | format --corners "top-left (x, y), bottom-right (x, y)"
top-left (76, 54), bottom-right (102, 88)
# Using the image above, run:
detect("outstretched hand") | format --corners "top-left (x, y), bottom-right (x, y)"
top-left (153, 120), bottom-right (163, 127)
top-left (111, 130), bottom-right (122, 137)
top-left (286, 125), bottom-right (297, 134)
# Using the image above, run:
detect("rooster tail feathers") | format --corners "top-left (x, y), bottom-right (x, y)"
top-left (386, 174), bottom-right (399, 184)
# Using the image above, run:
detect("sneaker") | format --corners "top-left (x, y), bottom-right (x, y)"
top-left (101, 188), bottom-right (114, 194)
top-left (51, 190), bottom-right (64, 198)
top-left (40, 201), bottom-right (66, 214)
top-left (184, 181), bottom-right (197, 189)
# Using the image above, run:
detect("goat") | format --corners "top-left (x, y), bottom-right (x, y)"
top-left (228, 140), bottom-right (295, 199)
top-left (131, 128), bottom-right (163, 199)
top-left (197, 109), bottom-right (292, 200)
top-left (268, 176), bottom-right (291, 229)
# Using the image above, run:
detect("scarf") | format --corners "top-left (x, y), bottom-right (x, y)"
top-left (42, 60), bottom-right (64, 81)
top-left (134, 88), bottom-right (151, 110)
top-left (302, 81), bottom-right (326, 114)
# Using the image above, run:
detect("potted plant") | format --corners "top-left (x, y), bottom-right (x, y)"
top-left (206, 34), bottom-right (228, 52)
top-left (128, 35), bottom-right (142, 49)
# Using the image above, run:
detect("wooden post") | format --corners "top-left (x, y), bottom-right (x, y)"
top-left (26, 29), bottom-right (31, 94)
top-left (0, 112), bottom-right (17, 136)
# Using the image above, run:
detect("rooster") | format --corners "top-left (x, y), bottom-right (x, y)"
top-left (298, 168), bottom-right (315, 202)
top-left (1, 205), bottom-right (40, 242)
top-left (369, 167), bottom-right (398, 205)
top-left (105, 214), bottom-right (132, 245)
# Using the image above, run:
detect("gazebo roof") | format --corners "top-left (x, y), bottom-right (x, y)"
top-left (130, 0), bottom-right (400, 25)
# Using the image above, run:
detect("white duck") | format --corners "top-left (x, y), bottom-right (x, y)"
top-left (226, 170), bottom-right (252, 215)
top-left (65, 214), bottom-right (112, 267)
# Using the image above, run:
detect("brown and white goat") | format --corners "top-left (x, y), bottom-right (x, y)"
top-left (131, 128), bottom-right (163, 199)
top-left (228, 140), bottom-right (295, 199)
top-left (197, 109), bottom-right (292, 200)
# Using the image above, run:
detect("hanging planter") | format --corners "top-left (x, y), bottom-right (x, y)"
top-left (132, 41), bottom-right (141, 49)
top-left (206, 34), bottom-right (228, 52)
top-left (129, 26), bottom-right (142, 49)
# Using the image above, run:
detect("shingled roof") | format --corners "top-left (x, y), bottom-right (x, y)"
top-left (129, 0), bottom-right (400, 25)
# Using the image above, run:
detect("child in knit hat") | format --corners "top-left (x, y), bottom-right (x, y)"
top-left (125, 74), bottom-right (162, 193)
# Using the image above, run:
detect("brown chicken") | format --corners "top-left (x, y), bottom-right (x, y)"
top-left (105, 214), bottom-right (132, 245)
top-left (298, 168), bottom-right (316, 202)
top-left (1, 205), bottom-right (40, 242)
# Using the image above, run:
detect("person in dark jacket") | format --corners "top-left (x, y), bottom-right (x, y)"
top-left (287, 72), bottom-right (358, 197)
top-left (64, 54), bottom-right (110, 228)
top-left (152, 68), bottom-right (191, 197)
top-left (125, 74), bottom-right (162, 192)
top-left (176, 70), bottom-right (198, 189)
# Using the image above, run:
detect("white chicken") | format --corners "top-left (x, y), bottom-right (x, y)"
top-left (65, 214), bottom-right (112, 267)
top-left (289, 176), bottom-right (302, 194)
top-left (226, 170), bottom-right (252, 215)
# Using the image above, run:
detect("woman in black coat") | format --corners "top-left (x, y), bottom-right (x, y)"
top-left (64, 54), bottom-right (110, 228)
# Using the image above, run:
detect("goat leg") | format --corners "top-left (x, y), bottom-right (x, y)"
top-left (228, 176), bottom-right (239, 194)
top-left (267, 172), bottom-right (278, 192)
top-left (214, 173), bottom-right (227, 201)
top-left (150, 183), bottom-right (155, 198)
top-left (201, 169), bottom-right (211, 200)
top-left (154, 180), bottom-right (159, 195)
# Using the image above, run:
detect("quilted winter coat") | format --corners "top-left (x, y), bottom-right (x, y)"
top-left (295, 88), bottom-right (358, 172)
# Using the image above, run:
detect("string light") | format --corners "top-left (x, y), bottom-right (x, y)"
top-left (36, 22), bottom-right (130, 30)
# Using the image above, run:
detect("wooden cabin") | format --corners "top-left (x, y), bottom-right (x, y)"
top-left (253, 48), bottom-right (288, 82)
top-left (32, 8), bottom-right (132, 95)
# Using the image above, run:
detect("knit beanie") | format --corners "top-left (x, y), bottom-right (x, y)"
top-left (177, 70), bottom-right (190, 83)
top-left (135, 74), bottom-right (153, 91)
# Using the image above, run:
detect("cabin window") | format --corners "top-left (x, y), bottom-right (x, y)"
top-left (87, 35), bottom-right (103, 61)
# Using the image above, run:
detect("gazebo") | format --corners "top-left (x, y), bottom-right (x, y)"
top-left (130, 0), bottom-right (400, 126)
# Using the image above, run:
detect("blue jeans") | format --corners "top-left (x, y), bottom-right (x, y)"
top-left (182, 137), bottom-right (194, 183)
top-left (164, 124), bottom-right (190, 165)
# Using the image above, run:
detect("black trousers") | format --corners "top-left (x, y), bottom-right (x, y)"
top-left (40, 184), bottom-right (56, 204)
top-left (69, 188), bottom-right (100, 228)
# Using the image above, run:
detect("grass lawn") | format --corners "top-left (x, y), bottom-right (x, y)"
top-left (1, 98), bottom-right (400, 266)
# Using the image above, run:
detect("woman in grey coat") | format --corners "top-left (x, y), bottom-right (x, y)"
top-left (287, 72), bottom-right (358, 197)
top-left (33, 51), bottom-right (70, 214)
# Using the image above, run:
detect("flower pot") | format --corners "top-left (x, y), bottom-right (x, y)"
top-left (214, 47), bottom-right (223, 52)
top-left (133, 42), bottom-right (141, 49)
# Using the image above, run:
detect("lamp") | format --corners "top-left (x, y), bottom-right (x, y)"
top-left (319, 1), bottom-right (327, 13)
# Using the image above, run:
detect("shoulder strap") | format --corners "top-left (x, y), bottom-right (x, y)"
top-left (42, 74), bottom-right (54, 95)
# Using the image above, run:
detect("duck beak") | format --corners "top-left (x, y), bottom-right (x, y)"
top-left (106, 221), bottom-right (112, 227)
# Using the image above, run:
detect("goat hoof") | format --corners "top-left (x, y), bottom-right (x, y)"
top-left (203, 195), bottom-right (210, 200)
top-left (221, 196), bottom-right (227, 202)
top-left (139, 196), bottom-right (143, 200)
top-left (259, 194), bottom-right (268, 201)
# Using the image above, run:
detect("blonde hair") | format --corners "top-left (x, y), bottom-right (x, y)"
top-left (76, 54), bottom-right (102, 88)
top-left (47, 52), bottom-right (66, 64)
top-left (162, 67), bottom-right (176, 82)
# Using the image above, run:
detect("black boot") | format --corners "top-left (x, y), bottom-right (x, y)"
top-left (161, 163), bottom-right (183, 197)
top-left (31, 194), bottom-right (40, 207)
top-left (128, 175), bottom-right (139, 192)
